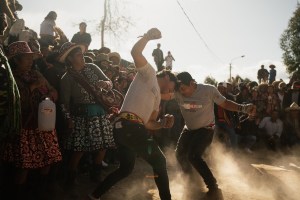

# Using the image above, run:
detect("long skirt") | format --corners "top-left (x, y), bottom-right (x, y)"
top-left (1, 129), bottom-right (62, 169)
top-left (64, 115), bottom-right (115, 152)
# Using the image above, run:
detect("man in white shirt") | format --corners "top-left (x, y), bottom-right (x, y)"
top-left (259, 110), bottom-right (283, 151)
top-left (88, 28), bottom-right (174, 200)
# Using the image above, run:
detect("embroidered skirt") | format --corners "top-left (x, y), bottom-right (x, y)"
top-left (64, 115), bottom-right (115, 151)
top-left (1, 129), bottom-right (62, 169)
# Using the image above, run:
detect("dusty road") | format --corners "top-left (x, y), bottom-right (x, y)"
top-left (59, 143), bottom-right (300, 200)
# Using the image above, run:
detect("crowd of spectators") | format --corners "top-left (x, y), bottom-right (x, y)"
top-left (0, 3), bottom-right (300, 200)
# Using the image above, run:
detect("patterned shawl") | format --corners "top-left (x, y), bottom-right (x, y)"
top-left (0, 48), bottom-right (21, 140)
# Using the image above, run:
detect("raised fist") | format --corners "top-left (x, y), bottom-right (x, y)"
top-left (144, 28), bottom-right (162, 40)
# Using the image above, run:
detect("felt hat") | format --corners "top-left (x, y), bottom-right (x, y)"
top-left (95, 53), bottom-right (112, 63)
top-left (58, 42), bottom-right (85, 63)
top-left (7, 41), bottom-right (42, 60)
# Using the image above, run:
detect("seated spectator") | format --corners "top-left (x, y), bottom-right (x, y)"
top-left (215, 82), bottom-right (240, 148)
top-left (258, 110), bottom-right (283, 151)
top-left (71, 22), bottom-right (91, 50)
top-left (236, 114), bottom-right (257, 153)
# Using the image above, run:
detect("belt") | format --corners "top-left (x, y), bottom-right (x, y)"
top-left (118, 112), bottom-right (144, 125)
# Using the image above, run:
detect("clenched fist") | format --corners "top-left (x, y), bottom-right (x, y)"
top-left (161, 114), bottom-right (174, 129)
top-left (144, 28), bottom-right (162, 40)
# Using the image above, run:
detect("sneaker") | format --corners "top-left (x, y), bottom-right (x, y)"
top-left (102, 161), bottom-right (108, 168)
top-left (205, 188), bottom-right (224, 200)
top-left (88, 193), bottom-right (101, 200)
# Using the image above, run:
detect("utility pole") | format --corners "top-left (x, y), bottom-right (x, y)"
top-left (229, 55), bottom-right (245, 82)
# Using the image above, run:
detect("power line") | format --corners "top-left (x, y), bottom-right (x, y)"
top-left (176, 0), bottom-right (224, 64)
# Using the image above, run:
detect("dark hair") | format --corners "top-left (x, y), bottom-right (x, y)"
top-left (176, 72), bottom-right (194, 85)
top-left (80, 22), bottom-right (87, 27)
top-left (175, 72), bottom-right (194, 91)
top-left (156, 69), bottom-right (177, 82)
top-left (45, 11), bottom-right (57, 20)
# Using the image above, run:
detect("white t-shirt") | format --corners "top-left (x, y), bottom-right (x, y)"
top-left (259, 117), bottom-right (283, 137)
top-left (40, 19), bottom-right (56, 36)
top-left (120, 63), bottom-right (160, 124)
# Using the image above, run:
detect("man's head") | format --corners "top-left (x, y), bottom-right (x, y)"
top-left (271, 110), bottom-right (279, 121)
top-left (175, 72), bottom-right (196, 97)
top-left (156, 70), bottom-right (177, 92)
top-left (261, 65), bottom-right (264, 69)
top-left (157, 43), bottom-right (161, 49)
top-left (217, 82), bottom-right (227, 95)
top-left (79, 22), bottom-right (87, 33)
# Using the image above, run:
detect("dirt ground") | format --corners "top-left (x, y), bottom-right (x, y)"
top-left (58, 143), bottom-right (300, 200)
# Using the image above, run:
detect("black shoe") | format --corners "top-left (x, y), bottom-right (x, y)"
top-left (205, 188), bottom-right (224, 200)
top-left (90, 164), bottom-right (102, 182)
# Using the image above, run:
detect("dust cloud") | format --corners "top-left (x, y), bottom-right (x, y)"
top-left (116, 142), bottom-right (300, 200)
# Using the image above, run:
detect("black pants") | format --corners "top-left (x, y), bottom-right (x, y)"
top-left (175, 127), bottom-right (218, 190)
top-left (93, 119), bottom-right (171, 200)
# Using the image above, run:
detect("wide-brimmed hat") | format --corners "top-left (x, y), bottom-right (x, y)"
top-left (291, 81), bottom-right (300, 90)
top-left (7, 41), bottom-right (42, 60)
top-left (95, 53), bottom-right (112, 63)
top-left (269, 64), bottom-right (276, 69)
top-left (108, 52), bottom-right (121, 60)
top-left (285, 102), bottom-right (300, 112)
top-left (58, 42), bottom-right (85, 63)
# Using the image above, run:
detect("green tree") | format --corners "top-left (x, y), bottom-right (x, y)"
top-left (204, 76), bottom-right (218, 86)
top-left (280, 5), bottom-right (300, 74)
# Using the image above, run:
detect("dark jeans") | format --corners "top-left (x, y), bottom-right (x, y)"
top-left (93, 119), bottom-right (171, 200)
top-left (175, 127), bottom-right (218, 190)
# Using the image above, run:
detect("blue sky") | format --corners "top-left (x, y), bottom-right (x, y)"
top-left (19, 0), bottom-right (298, 83)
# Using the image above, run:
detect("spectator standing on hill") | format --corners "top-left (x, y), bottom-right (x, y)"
top-left (71, 22), bottom-right (91, 50)
top-left (269, 64), bottom-right (276, 84)
top-left (152, 43), bottom-right (164, 71)
top-left (257, 65), bottom-right (269, 83)
top-left (165, 51), bottom-right (175, 70)
top-left (40, 11), bottom-right (58, 46)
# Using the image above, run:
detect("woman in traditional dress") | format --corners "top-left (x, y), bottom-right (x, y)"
top-left (58, 42), bottom-right (115, 187)
top-left (2, 41), bottom-right (62, 198)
